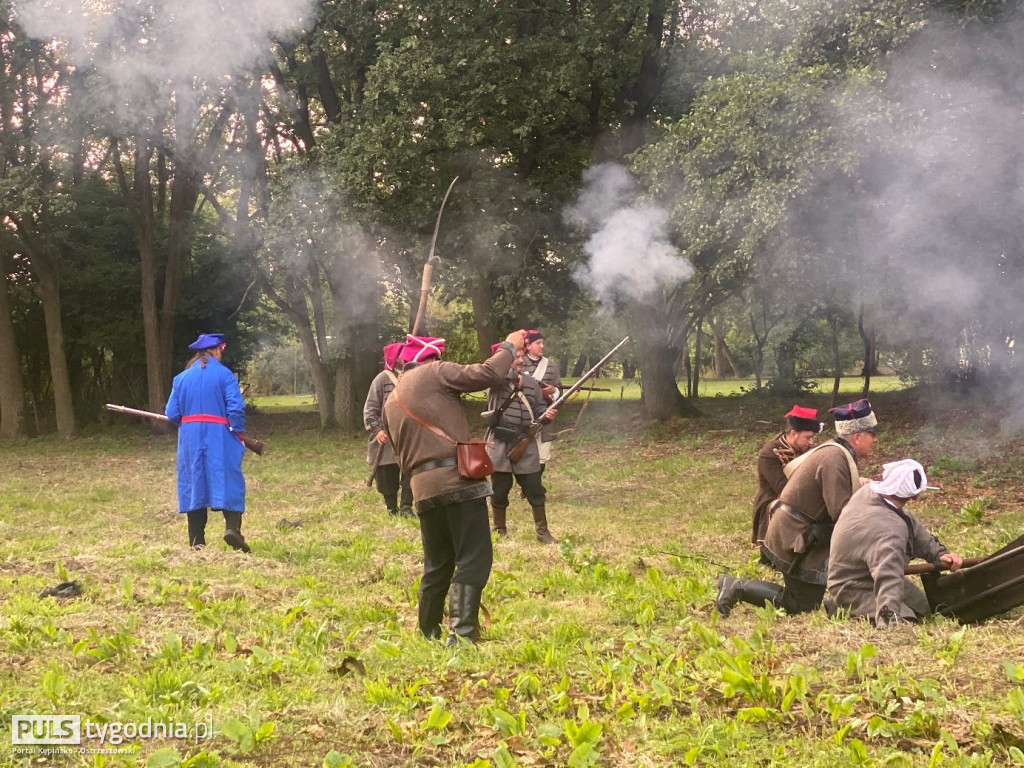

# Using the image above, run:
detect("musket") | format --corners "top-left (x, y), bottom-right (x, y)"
top-left (507, 336), bottom-right (629, 463)
top-left (410, 176), bottom-right (459, 336)
top-left (904, 556), bottom-right (987, 577)
top-left (105, 404), bottom-right (265, 456)
top-left (369, 176), bottom-right (459, 487)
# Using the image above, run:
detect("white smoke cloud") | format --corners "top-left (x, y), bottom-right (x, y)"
top-left (16, 0), bottom-right (314, 82)
top-left (567, 163), bottom-right (693, 302)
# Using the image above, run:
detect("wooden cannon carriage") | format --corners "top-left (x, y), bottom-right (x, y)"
top-left (917, 534), bottom-right (1024, 623)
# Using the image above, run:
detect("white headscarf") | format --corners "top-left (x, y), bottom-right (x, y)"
top-left (870, 459), bottom-right (927, 499)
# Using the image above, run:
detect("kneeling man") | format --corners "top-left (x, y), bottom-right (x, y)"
top-left (828, 459), bottom-right (963, 627)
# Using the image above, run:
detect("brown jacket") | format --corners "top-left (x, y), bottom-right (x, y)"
top-left (382, 344), bottom-right (514, 510)
top-left (828, 486), bottom-right (947, 624)
top-left (752, 435), bottom-right (788, 544)
top-left (761, 440), bottom-right (859, 584)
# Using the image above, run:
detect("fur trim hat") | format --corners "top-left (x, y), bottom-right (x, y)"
top-left (829, 399), bottom-right (877, 436)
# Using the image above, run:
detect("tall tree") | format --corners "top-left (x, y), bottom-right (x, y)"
top-left (0, 15), bottom-right (78, 436)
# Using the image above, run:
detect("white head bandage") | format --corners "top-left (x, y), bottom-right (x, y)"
top-left (870, 459), bottom-right (927, 499)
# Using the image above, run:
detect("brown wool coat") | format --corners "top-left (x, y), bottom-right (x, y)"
top-left (382, 345), bottom-right (514, 509)
top-left (828, 486), bottom-right (947, 624)
top-left (752, 435), bottom-right (788, 544)
top-left (761, 441), bottom-right (859, 585)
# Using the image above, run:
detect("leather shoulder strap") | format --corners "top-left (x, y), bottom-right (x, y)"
top-left (390, 388), bottom-right (456, 445)
top-left (783, 442), bottom-right (860, 492)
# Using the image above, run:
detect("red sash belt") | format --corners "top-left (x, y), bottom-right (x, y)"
top-left (181, 413), bottom-right (244, 445)
top-left (181, 414), bottom-right (229, 425)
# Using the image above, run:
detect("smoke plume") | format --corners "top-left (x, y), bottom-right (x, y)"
top-left (566, 163), bottom-right (693, 303)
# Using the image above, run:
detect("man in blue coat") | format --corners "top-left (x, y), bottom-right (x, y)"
top-left (165, 333), bottom-right (250, 552)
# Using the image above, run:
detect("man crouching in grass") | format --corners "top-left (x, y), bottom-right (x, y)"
top-left (828, 458), bottom-right (963, 627)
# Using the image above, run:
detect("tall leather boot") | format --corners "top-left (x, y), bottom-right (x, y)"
top-left (446, 582), bottom-right (482, 646)
top-left (383, 492), bottom-right (399, 516)
top-left (418, 584), bottom-right (447, 640)
top-left (222, 511), bottom-right (251, 553)
top-left (187, 509), bottom-right (208, 549)
top-left (491, 506), bottom-right (507, 537)
top-left (715, 575), bottom-right (782, 616)
top-left (531, 505), bottom-right (557, 544)
top-left (398, 482), bottom-right (415, 518)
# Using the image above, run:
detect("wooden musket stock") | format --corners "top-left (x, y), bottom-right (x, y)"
top-left (506, 336), bottom-right (630, 463)
top-left (105, 404), bottom-right (265, 456)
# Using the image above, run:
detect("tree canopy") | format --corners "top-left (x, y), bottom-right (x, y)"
top-left (2, 0), bottom-right (1022, 436)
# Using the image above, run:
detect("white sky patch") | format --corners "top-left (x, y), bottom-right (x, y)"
top-left (16, 0), bottom-right (314, 82)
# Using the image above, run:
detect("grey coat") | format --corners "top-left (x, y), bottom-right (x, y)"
top-left (485, 372), bottom-right (547, 474)
top-left (363, 369), bottom-right (400, 465)
top-left (521, 354), bottom-right (561, 442)
top-left (827, 486), bottom-right (948, 624)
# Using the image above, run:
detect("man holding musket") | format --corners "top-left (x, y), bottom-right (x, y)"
top-left (717, 399), bottom-right (879, 616)
top-left (828, 459), bottom-right (962, 627)
top-left (382, 330), bottom-right (526, 645)
top-left (165, 333), bottom-right (251, 552)
top-left (520, 329), bottom-right (562, 478)
top-left (751, 405), bottom-right (822, 544)
top-left (485, 343), bottom-right (559, 544)
top-left (364, 342), bottom-right (414, 517)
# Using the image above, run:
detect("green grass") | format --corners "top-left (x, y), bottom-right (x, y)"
top-left (2, 392), bottom-right (1023, 767)
top-left (252, 375), bottom-right (908, 411)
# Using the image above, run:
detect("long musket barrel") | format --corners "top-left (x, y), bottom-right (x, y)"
top-left (105, 403), bottom-right (265, 456)
top-left (506, 336), bottom-right (629, 463)
top-left (545, 336), bottom-right (630, 412)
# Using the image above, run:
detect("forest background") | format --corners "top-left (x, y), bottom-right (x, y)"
top-left (2, 0), bottom-right (1024, 439)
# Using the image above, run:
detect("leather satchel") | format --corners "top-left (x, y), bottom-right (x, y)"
top-left (391, 390), bottom-right (494, 480)
top-left (455, 440), bottom-right (494, 480)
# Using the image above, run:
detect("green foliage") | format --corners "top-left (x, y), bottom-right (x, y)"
top-left (2, 396), bottom-right (1023, 765)
top-left (219, 714), bottom-right (276, 755)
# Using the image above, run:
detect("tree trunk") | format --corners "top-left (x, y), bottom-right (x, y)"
top-left (709, 314), bottom-right (742, 378)
top-left (621, 361), bottom-right (636, 380)
top-left (619, 0), bottom-right (669, 155)
top-left (774, 337), bottom-right (798, 393)
top-left (33, 246), bottom-right (78, 437)
top-left (753, 343), bottom-right (764, 391)
top-left (331, 245), bottom-right (380, 431)
top-left (858, 303), bottom-right (876, 398)
top-left (0, 269), bottom-right (28, 438)
top-left (571, 352), bottom-right (588, 377)
top-left (470, 276), bottom-right (498, 361)
top-left (831, 313), bottom-right (842, 406)
top-left (692, 316), bottom-right (704, 399)
top-left (633, 298), bottom-right (698, 419)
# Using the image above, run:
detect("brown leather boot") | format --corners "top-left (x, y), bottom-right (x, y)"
top-left (491, 506), bottom-right (507, 537)
top-left (531, 505), bottom-right (557, 544)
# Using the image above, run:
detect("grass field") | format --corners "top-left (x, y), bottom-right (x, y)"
top-left (254, 375), bottom-right (907, 412)
top-left (2, 388), bottom-right (1023, 767)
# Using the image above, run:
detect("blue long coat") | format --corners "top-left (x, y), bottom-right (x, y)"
top-left (165, 357), bottom-right (246, 513)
